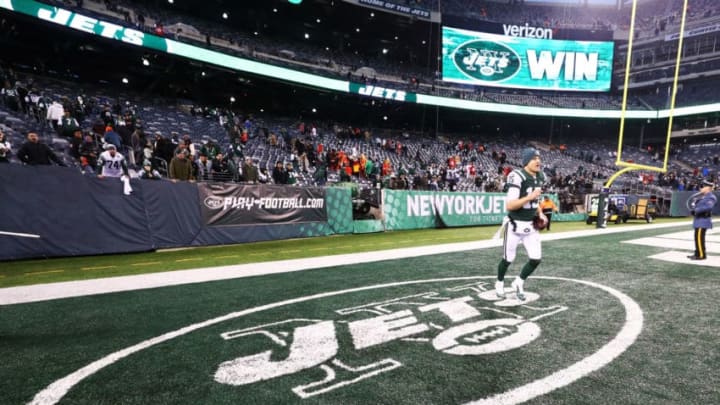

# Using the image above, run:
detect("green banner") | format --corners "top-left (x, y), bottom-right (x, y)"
top-left (383, 190), bottom-right (507, 230)
top-left (353, 219), bottom-right (385, 234)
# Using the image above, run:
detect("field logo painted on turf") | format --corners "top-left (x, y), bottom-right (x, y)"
top-left (214, 283), bottom-right (564, 398)
top-left (29, 277), bottom-right (643, 405)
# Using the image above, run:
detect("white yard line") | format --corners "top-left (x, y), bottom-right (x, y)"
top-left (0, 221), bottom-right (695, 305)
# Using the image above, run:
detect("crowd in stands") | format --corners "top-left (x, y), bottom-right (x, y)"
top-left (3, 61), bottom-right (718, 219)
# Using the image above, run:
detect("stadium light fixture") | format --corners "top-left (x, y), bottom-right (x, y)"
top-left (121, 77), bottom-right (129, 84)
top-left (383, 115), bottom-right (388, 121)
top-left (142, 57), bottom-right (150, 66)
top-left (222, 12), bottom-right (228, 19)
top-left (312, 108), bottom-right (317, 113)
top-left (316, 18), bottom-right (321, 23)
top-left (355, 28), bottom-right (360, 33)
top-left (273, 8), bottom-right (278, 13)
top-left (370, 12), bottom-right (374, 17)
top-left (304, 33), bottom-right (310, 39)
top-left (382, 48), bottom-right (388, 55)
top-left (230, 96), bottom-right (236, 103)
top-left (167, 0), bottom-right (174, 3)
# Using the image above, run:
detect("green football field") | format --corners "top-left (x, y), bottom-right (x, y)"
top-left (2, 220), bottom-right (719, 404)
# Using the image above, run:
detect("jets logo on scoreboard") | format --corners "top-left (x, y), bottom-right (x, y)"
top-left (452, 40), bottom-right (522, 82)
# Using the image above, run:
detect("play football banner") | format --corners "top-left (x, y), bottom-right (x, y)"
top-left (199, 184), bottom-right (327, 226)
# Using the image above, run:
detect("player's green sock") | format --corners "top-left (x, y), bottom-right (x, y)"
top-left (520, 259), bottom-right (541, 280)
top-left (497, 259), bottom-right (511, 281)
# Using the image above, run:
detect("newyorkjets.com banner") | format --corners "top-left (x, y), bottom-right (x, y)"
top-left (199, 184), bottom-right (327, 226)
top-left (383, 190), bottom-right (507, 230)
top-left (442, 26), bottom-right (614, 92)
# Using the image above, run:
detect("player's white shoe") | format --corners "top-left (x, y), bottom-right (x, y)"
top-left (511, 278), bottom-right (526, 301)
top-left (495, 281), bottom-right (506, 298)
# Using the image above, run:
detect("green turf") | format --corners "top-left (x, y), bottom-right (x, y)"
top-left (0, 218), bottom-right (687, 288)
top-left (2, 220), bottom-right (718, 404)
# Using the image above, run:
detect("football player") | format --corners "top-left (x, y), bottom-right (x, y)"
top-left (97, 144), bottom-right (133, 195)
top-left (496, 147), bottom-right (546, 301)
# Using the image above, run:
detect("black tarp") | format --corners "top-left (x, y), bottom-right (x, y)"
top-left (0, 165), bottom-right (351, 260)
top-left (143, 179), bottom-right (203, 248)
top-left (0, 165), bottom-right (153, 260)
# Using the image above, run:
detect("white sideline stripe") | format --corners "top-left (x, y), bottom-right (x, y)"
top-left (27, 276), bottom-right (643, 405)
top-left (649, 251), bottom-right (720, 266)
top-left (648, 230), bottom-right (720, 242)
top-left (622, 237), bottom-right (720, 253)
top-left (0, 220), bottom-right (693, 306)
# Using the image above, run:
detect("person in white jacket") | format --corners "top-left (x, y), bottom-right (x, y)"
top-left (46, 100), bottom-right (64, 132)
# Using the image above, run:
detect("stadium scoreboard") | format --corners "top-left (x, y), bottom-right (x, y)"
top-left (442, 26), bottom-right (615, 92)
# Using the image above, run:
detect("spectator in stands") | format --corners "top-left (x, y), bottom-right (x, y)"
top-left (103, 125), bottom-right (122, 150)
top-left (46, 100), bottom-right (64, 132)
top-left (227, 137), bottom-right (244, 163)
top-left (100, 104), bottom-right (114, 126)
top-left (153, 132), bottom-right (174, 165)
top-left (26, 88), bottom-right (47, 124)
top-left (139, 159), bottom-right (162, 180)
top-left (314, 162), bottom-right (327, 186)
top-left (195, 153), bottom-right (212, 181)
top-left (1, 80), bottom-right (20, 111)
top-left (78, 134), bottom-right (99, 174)
top-left (169, 149), bottom-right (194, 182)
top-left (68, 129), bottom-right (83, 161)
top-left (286, 162), bottom-right (298, 185)
top-left (258, 168), bottom-right (270, 184)
top-left (173, 141), bottom-right (191, 159)
top-left (272, 161), bottom-right (287, 184)
top-left (58, 109), bottom-right (80, 138)
top-left (16, 132), bottom-right (65, 166)
top-left (200, 139), bottom-right (220, 159)
top-left (242, 157), bottom-right (259, 184)
top-left (211, 152), bottom-right (231, 182)
top-left (0, 130), bottom-right (10, 163)
top-left (142, 139), bottom-right (155, 166)
top-left (181, 135), bottom-right (196, 159)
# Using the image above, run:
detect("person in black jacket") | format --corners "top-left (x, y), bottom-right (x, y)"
top-left (272, 160), bottom-right (287, 184)
top-left (17, 132), bottom-right (65, 166)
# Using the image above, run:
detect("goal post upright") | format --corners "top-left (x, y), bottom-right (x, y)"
top-left (598, 0), bottom-right (689, 227)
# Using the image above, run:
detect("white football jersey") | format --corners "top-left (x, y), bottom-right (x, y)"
top-left (98, 151), bottom-right (127, 177)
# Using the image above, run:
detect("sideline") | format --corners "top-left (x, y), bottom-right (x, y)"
top-left (0, 221), bottom-right (692, 305)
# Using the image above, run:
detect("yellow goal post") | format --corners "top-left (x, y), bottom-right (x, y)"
top-left (606, 0), bottom-right (689, 190)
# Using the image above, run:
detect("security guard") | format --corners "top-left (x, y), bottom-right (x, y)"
top-left (688, 179), bottom-right (717, 260)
